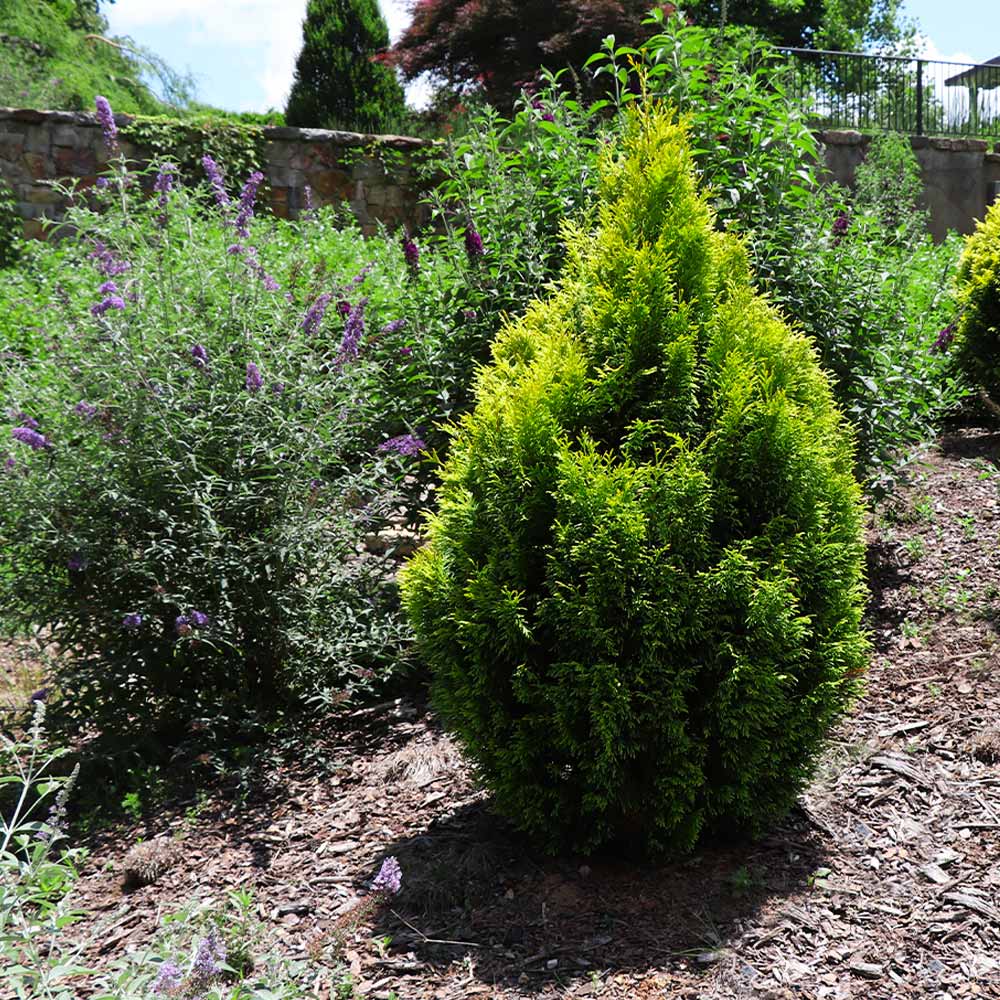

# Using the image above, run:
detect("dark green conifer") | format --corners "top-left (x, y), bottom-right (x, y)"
top-left (285, 0), bottom-right (406, 133)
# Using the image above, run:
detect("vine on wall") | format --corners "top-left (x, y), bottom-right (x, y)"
top-left (121, 115), bottom-right (267, 189)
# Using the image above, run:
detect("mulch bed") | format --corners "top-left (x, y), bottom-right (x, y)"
top-left (50, 426), bottom-right (1000, 998)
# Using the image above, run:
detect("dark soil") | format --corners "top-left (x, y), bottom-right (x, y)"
top-left (30, 427), bottom-right (1000, 998)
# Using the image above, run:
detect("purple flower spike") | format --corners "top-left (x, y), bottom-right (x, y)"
top-left (151, 960), bottom-right (183, 997)
top-left (302, 293), bottom-right (332, 336)
top-left (372, 856), bottom-right (402, 895)
top-left (336, 299), bottom-right (351, 317)
top-left (12, 426), bottom-right (49, 450)
top-left (190, 610), bottom-right (209, 628)
top-left (74, 401), bottom-right (97, 420)
top-left (235, 171), bottom-right (264, 238)
top-left (94, 95), bottom-right (118, 151)
top-left (464, 222), bottom-right (485, 263)
top-left (202, 155), bottom-right (230, 208)
top-left (245, 362), bottom-right (263, 393)
top-left (98, 280), bottom-right (118, 295)
top-left (191, 343), bottom-right (209, 369)
top-left (153, 164), bottom-right (175, 228)
top-left (381, 318), bottom-right (407, 335)
top-left (378, 433), bottom-right (425, 457)
top-left (191, 930), bottom-right (227, 983)
top-left (90, 295), bottom-right (126, 317)
top-left (95, 177), bottom-right (110, 190)
top-left (122, 613), bottom-right (143, 631)
top-left (14, 413), bottom-right (39, 429)
top-left (175, 614), bottom-right (192, 636)
top-left (932, 323), bottom-right (956, 353)
top-left (339, 299), bottom-right (367, 362)
top-left (88, 241), bottom-right (130, 277)
top-left (401, 234), bottom-right (420, 273)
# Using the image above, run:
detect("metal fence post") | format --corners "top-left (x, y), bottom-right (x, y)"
top-left (916, 59), bottom-right (924, 135)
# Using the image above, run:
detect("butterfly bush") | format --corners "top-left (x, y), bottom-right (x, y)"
top-left (0, 111), bottom-right (452, 731)
top-left (0, 85), bottom-right (607, 734)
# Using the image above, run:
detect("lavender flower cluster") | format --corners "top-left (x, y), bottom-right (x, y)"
top-left (153, 165), bottom-right (175, 229)
top-left (94, 95), bottom-right (118, 152)
top-left (339, 299), bottom-right (368, 362)
top-left (378, 433), bottom-right (425, 458)
top-left (151, 929), bottom-right (227, 998)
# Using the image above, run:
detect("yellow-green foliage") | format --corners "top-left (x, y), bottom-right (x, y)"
top-left (954, 198), bottom-right (1000, 401)
top-left (401, 106), bottom-right (868, 856)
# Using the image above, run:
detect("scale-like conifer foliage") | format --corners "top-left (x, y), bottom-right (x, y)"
top-left (402, 106), bottom-right (868, 856)
top-left (285, 0), bottom-right (406, 132)
top-left (953, 199), bottom-right (1000, 404)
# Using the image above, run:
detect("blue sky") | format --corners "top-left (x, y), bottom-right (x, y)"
top-left (105, 0), bottom-right (410, 113)
top-left (105, 0), bottom-right (996, 114)
top-left (902, 0), bottom-right (995, 64)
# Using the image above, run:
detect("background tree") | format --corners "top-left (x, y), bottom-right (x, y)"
top-left (689, 0), bottom-right (914, 51)
top-left (285, 0), bottom-right (407, 132)
top-left (0, 0), bottom-right (187, 113)
top-left (388, 0), bottom-right (914, 112)
top-left (386, 0), bottom-right (660, 111)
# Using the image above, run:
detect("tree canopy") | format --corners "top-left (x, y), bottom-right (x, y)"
top-left (387, 0), bottom-right (915, 110)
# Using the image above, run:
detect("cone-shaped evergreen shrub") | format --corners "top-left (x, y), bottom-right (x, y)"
top-left (285, 0), bottom-right (406, 132)
top-left (401, 106), bottom-right (868, 857)
top-left (954, 198), bottom-right (1000, 403)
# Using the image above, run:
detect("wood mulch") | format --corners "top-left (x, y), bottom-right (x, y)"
top-left (34, 427), bottom-right (1000, 998)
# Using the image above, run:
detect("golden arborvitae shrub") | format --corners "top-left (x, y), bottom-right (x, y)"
top-left (401, 106), bottom-right (868, 856)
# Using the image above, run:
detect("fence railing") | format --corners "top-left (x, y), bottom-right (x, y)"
top-left (777, 48), bottom-right (1000, 139)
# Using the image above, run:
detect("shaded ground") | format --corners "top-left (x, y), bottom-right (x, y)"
top-left (18, 427), bottom-right (1000, 998)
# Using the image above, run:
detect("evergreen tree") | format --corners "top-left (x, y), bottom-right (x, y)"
top-left (285, 0), bottom-right (406, 132)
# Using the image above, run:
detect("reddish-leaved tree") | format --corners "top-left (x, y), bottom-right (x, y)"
top-left (384, 0), bottom-right (665, 109)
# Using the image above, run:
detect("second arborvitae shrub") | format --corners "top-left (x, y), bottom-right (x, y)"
top-left (954, 198), bottom-right (1000, 404)
top-left (401, 106), bottom-right (868, 857)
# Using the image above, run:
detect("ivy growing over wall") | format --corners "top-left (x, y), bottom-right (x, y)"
top-left (120, 115), bottom-right (267, 190)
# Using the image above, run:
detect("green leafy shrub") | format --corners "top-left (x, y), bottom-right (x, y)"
top-left (0, 82), bottom-right (616, 736)
top-left (953, 198), bottom-right (1000, 404)
top-left (401, 106), bottom-right (868, 857)
top-left (853, 131), bottom-right (927, 244)
top-left (0, 177), bottom-right (20, 269)
top-left (589, 10), bottom-right (820, 233)
top-left (752, 183), bottom-right (966, 495)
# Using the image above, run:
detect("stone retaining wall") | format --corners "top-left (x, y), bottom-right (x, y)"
top-left (820, 130), bottom-right (1000, 241)
top-left (3, 108), bottom-right (1000, 244)
top-left (0, 107), bottom-right (432, 239)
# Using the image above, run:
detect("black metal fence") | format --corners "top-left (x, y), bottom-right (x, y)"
top-left (778, 48), bottom-right (1000, 139)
